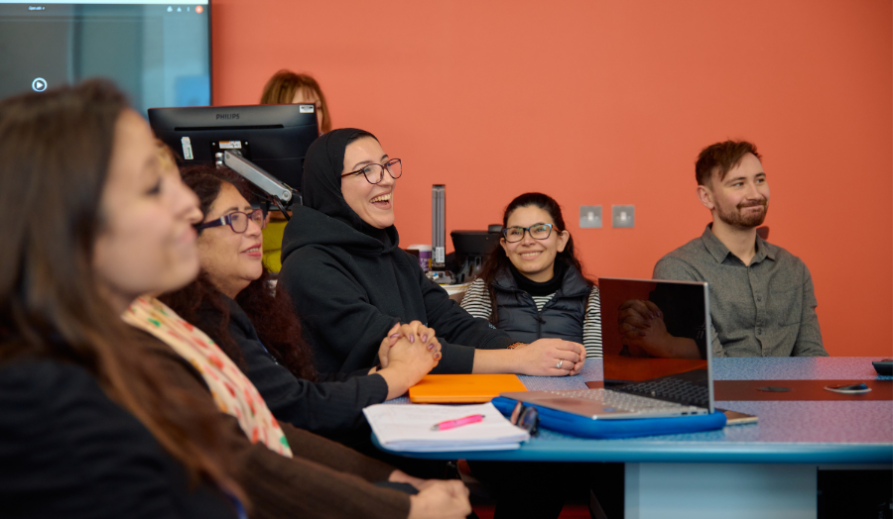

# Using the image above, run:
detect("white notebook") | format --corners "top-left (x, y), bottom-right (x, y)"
top-left (363, 402), bottom-right (529, 452)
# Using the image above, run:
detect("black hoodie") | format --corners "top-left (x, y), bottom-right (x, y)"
top-left (278, 129), bottom-right (513, 375)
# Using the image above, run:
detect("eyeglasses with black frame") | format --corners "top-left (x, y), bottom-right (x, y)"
top-left (509, 401), bottom-right (539, 436)
top-left (196, 208), bottom-right (266, 234)
top-left (340, 158), bottom-right (403, 185)
top-left (502, 223), bottom-right (555, 243)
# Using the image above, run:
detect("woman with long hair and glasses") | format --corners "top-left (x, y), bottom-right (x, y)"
top-left (160, 166), bottom-right (440, 446)
top-left (456, 193), bottom-right (606, 518)
top-left (461, 193), bottom-right (602, 358)
top-left (0, 80), bottom-right (471, 519)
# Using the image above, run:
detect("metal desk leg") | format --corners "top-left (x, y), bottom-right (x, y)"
top-left (625, 463), bottom-right (816, 519)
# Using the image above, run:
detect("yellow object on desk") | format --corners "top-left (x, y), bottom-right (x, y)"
top-left (409, 374), bottom-right (527, 403)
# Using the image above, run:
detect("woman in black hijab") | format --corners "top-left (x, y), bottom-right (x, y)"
top-left (278, 129), bottom-right (586, 378)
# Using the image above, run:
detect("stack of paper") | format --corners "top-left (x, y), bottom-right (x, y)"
top-left (363, 402), bottom-right (529, 452)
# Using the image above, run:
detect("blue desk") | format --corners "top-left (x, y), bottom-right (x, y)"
top-left (379, 358), bottom-right (893, 519)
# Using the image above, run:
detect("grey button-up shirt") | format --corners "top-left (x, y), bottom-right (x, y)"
top-left (653, 225), bottom-right (826, 357)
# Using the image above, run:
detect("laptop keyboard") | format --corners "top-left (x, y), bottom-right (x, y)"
top-left (616, 377), bottom-right (710, 408)
top-left (541, 389), bottom-right (703, 415)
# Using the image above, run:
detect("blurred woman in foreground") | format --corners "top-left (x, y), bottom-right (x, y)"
top-left (0, 80), bottom-right (243, 518)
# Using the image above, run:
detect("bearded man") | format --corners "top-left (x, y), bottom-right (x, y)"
top-left (642, 140), bottom-right (826, 357)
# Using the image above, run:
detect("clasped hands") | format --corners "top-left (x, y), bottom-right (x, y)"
top-left (378, 321), bottom-right (442, 369)
top-left (371, 321), bottom-right (442, 400)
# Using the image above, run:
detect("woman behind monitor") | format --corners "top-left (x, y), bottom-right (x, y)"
top-left (259, 69), bottom-right (333, 272)
top-left (260, 69), bottom-right (331, 134)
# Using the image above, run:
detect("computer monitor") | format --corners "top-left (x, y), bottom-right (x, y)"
top-left (148, 103), bottom-right (319, 192)
top-left (0, 1), bottom-right (211, 116)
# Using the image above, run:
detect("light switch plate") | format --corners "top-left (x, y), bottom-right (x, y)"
top-left (612, 205), bottom-right (635, 228)
top-left (580, 205), bottom-right (602, 228)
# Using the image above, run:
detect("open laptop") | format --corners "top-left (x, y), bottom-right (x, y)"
top-left (501, 278), bottom-right (715, 420)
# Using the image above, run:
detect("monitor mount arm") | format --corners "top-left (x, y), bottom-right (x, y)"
top-left (217, 150), bottom-right (301, 220)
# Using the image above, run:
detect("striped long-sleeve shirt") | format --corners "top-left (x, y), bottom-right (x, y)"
top-left (460, 278), bottom-right (603, 358)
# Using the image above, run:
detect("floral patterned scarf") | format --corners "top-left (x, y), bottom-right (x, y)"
top-left (124, 297), bottom-right (293, 458)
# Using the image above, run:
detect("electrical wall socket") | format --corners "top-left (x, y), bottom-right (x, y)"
top-left (612, 205), bottom-right (635, 228)
top-left (580, 205), bottom-right (602, 228)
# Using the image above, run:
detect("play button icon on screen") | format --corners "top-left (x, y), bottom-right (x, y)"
top-left (31, 78), bottom-right (47, 92)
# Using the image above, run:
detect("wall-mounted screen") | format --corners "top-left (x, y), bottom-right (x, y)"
top-left (0, 0), bottom-right (211, 115)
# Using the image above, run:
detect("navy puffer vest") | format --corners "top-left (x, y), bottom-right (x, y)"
top-left (492, 264), bottom-right (591, 344)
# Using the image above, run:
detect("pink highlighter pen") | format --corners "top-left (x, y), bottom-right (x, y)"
top-left (431, 414), bottom-right (485, 431)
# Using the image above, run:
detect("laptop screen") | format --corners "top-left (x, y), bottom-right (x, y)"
top-left (598, 277), bottom-right (713, 409)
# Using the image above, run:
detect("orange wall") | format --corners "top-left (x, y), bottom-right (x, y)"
top-left (211, 0), bottom-right (893, 357)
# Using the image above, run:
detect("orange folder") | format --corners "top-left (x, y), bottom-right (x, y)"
top-left (408, 374), bottom-right (528, 403)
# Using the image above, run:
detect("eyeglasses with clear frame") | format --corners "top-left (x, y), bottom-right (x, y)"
top-left (502, 223), bottom-right (556, 243)
top-left (196, 208), bottom-right (266, 234)
top-left (340, 158), bottom-right (403, 185)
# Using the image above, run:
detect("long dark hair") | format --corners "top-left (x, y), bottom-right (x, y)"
top-left (475, 192), bottom-right (593, 325)
top-left (161, 166), bottom-right (316, 382)
top-left (0, 80), bottom-right (242, 498)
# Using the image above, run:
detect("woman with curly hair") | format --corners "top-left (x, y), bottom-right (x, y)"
top-left (161, 166), bottom-right (440, 446)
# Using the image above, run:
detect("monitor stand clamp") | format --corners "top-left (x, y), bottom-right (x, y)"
top-left (218, 150), bottom-right (301, 219)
